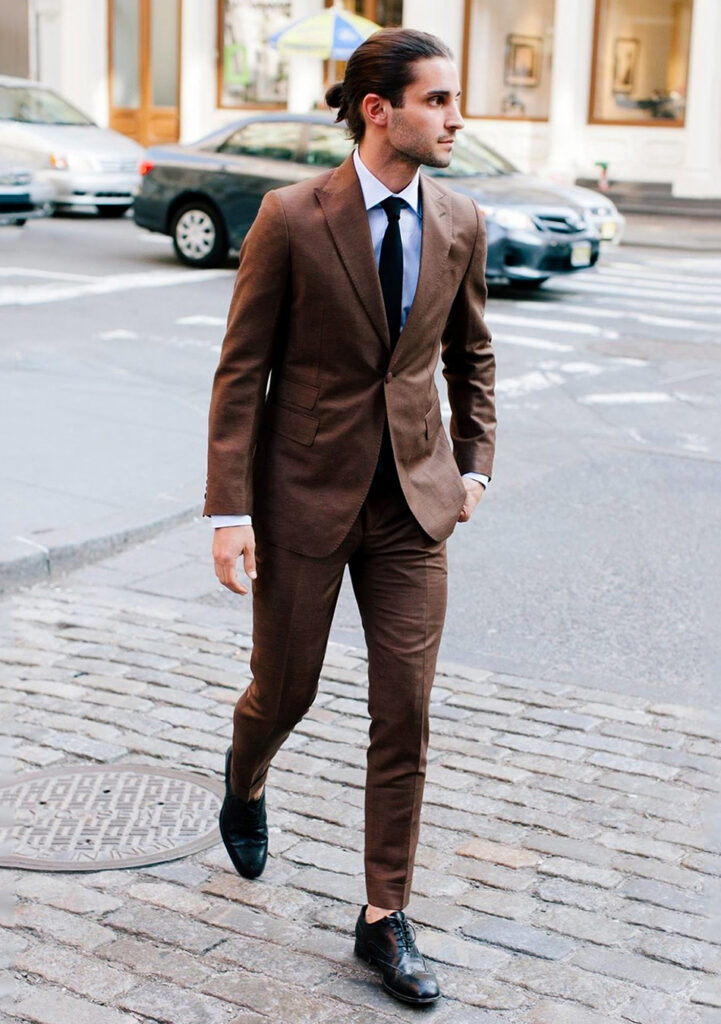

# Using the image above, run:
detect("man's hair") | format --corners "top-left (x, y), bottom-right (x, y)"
top-left (325, 28), bottom-right (453, 144)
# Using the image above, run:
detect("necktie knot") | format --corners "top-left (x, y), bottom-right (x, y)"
top-left (381, 196), bottom-right (404, 222)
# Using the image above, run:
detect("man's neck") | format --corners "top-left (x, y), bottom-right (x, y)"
top-left (357, 141), bottom-right (419, 195)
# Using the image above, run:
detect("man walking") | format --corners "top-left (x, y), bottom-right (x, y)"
top-left (205, 28), bottom-right (496, 1005)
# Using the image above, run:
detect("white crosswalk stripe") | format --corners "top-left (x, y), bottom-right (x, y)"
top-left (490, 251), bottom-right (720, 429)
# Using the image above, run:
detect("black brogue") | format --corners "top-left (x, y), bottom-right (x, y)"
top-left (354, 907), bottom-right (440, 1005)
top-left (218, 746), bottom-right (268, 879)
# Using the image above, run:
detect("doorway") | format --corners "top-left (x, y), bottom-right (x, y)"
top-left (108, 0), bottom-right (181, 145)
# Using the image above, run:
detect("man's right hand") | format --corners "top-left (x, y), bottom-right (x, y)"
top-left (213, 525), bottom-right (256, 595)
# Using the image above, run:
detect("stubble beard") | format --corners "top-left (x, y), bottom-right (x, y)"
top-left (389, 110), bottom-right (454, 169)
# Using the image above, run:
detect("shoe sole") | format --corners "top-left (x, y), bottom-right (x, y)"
top-left (354, 943), bottom-right (440, 1005)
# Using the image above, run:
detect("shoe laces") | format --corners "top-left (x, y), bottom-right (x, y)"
top-left (389, 912), bottom-right (417, 952)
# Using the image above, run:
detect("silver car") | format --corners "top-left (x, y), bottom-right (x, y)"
top-left (0, 75), bottom-right (144, 217)
top-left (0, 160), bottom-right (53, 226)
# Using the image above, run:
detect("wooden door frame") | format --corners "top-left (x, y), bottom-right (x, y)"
top-left (107, 0), bottom-right (182, 144)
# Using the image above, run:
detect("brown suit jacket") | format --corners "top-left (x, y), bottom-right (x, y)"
top-left (204, 154), bottom-right (496, 558)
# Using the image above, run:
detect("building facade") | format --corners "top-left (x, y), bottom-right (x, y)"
top-left (1, 0), bottom-right (719, 198)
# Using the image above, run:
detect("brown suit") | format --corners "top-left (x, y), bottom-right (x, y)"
top-left (205, 154), bottom-right (495, 907)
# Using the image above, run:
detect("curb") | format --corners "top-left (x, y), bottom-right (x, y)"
top-left (621, 236), bottom-right (721, 252)
top-left (0, 498), bottom-right (203, 595)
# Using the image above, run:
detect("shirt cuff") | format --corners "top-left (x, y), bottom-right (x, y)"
top-left (210, 515), bottom-right (252, 528)
top-left (463, 472), bottom-right (489, 489)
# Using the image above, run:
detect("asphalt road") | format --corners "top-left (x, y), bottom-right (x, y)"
top-left (2, 212), bottom-right (719, 708)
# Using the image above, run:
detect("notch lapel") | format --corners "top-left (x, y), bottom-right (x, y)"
top-left (395, 175), bottom-right (453, 355)
top-left (315, 157), bottom-right (390, 349)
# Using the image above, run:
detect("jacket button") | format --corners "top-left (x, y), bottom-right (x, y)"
top-left (385, 372), bottom-right (393, 383)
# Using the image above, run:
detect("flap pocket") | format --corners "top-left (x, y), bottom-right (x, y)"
top-left (275, 376), bottom-right (319, 411)
top-left (267, 403), bottom-right (319, 446)
top-left (424, 397), bottom-right (443, 439)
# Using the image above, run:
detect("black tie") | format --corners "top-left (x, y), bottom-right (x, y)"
top-left (379, 197), bottom-right (404, 348)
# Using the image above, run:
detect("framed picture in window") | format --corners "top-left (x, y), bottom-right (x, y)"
top-left (504, 35), bottom-right (542, 88)
top-left (613, 37), bottom-right (640, 94)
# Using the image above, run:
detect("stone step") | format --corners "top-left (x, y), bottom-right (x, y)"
top-left (575, 178), bottom-right (721, 218)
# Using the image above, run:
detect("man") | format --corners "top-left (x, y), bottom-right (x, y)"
top-left (205, 28), bottom-right (496, 1006)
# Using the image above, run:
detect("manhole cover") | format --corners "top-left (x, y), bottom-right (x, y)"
top-left (0, 764), bottom-right (224, 871)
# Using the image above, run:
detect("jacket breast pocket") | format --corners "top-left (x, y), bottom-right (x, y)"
top-left (424, 396), bottom-right (443, 439)
top-left (267, 403), bottom-right (319, 446)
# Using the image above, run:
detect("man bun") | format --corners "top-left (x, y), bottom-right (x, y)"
top-left (325, 82), bottom-right (345, 109)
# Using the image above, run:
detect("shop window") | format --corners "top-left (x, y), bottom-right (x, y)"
top-left (589, 0), bottom-right (692, 124)
top-left (218, 0), bottom-right (292, 108)
top-left (322, 0), bottom-right (403, 97)
top-left (463, 0), bottom-right (555, 120)
top-left (326, 0), bottom-right (402, 26)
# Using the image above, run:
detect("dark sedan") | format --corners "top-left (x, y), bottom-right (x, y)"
top-left (134, 113), bottom-right (607, 287)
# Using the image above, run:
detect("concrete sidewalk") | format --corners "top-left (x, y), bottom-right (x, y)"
top-left (621, 213), bottom-right (721, 251)
top-left (1, 519), bottom-right (720, 1024)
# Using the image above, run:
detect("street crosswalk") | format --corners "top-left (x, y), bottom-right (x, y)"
top-left (442, 251), bottom-right (721, 462)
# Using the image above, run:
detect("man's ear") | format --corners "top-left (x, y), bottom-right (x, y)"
top-left (361, 92), bottom-right (389, 129)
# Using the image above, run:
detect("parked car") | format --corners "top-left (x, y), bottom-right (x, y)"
top-left (134, 113), bottom-right (621, 286)
top-left (0, 159), bottom-right (53, 226)
top-left (0, 75), bottom-right (144, 217)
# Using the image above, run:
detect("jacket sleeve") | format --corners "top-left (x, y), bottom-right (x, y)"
top-left (204, 190), bottom-right (290, 515)
top-left (441, 202), bottom-right (497, 479)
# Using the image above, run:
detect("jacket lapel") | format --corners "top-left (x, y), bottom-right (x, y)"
top-left (315, 156), bottom-right (390, 349)
top-left (395, 174), bottom-right (453, 355)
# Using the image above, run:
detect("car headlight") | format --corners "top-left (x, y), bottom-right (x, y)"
top-left (477, 205), bottom-right (536, 232)
top-left (48, 153), bottom-right (69, 170)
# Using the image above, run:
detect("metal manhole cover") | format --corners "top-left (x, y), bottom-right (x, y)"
top-left (0, 764), bottom-right (224, 871)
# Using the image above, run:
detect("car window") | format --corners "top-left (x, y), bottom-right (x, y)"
top-left (303, 125), bottom-right (353, 168)
top-left (0, 86), bottom-right (94, 126)
top-left (218, 122), bottom-right (303, 161)
top-left (424, 132), bottom-right (517, 179)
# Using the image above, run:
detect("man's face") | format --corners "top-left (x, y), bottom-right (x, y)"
top-left (386, 56), bottom-right (464, 168)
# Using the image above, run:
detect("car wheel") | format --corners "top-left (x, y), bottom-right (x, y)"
top-left (171, 202), bottom-right (228, 268)
top-left (97, 205), bottom-right (131, 218)
top-left (510, 278), bottom-right (549, 290)
top-left (14, 219), bottom-right (26, 227)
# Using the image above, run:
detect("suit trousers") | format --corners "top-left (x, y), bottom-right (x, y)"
top-left (229, 463), bottom-right (448, 909)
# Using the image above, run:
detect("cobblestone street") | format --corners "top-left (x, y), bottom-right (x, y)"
top-left (1, 521), bottom-right (720, 1023)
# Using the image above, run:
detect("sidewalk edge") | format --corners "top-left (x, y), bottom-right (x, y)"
top-left (0, 503), bottom-right (202, 595)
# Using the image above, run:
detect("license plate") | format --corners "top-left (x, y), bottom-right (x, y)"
top-left (600, 220), bottom-right (616, 241)
top-left (571, 241), bottom-right (592, 267)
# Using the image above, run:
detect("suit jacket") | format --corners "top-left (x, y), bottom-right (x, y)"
top-left (204, 154), bottom-right (496, 558)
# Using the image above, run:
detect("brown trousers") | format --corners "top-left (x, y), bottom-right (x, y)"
top-left (230, 465), bottom-right (448, 909)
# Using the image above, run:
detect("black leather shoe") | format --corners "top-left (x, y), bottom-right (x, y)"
top-left (354, 907), bottom-right (440, 1005)
top-left (218, 747), bottom-right (268, 879)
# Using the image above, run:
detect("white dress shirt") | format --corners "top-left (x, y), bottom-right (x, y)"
top-left (212, 149), bottom-right (487, 529)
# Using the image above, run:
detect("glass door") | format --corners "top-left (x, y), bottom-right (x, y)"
top-left (109, 0), bottom-right (181, 145)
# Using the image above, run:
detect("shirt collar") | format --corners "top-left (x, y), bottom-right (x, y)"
top-left (353, 147), bottom-right (421, 217)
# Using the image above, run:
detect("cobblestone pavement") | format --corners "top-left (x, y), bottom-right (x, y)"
top-left (1, 524), bottom-right (721, 1024)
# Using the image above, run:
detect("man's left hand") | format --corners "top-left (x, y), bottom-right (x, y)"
top-left (458, 478), bottom-right (484, 523)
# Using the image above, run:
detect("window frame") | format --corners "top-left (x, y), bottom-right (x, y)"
top-left (460, 0), bottom-right (551, 122)
top-left (216, 0), bottom-right (291, 111)
top-left (587, 0), bottom-right (689, 128)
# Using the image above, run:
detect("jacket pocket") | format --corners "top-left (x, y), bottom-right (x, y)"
top-left (274, 376), bottom-right (319, 411)
top-left (424, 396), bottom-right (443, 439)
top-left (267, 403), bottom-right (319, 446)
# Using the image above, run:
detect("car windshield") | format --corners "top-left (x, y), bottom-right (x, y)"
top-left (424, 132), bottom-right (516, 178)
top-left (0, 86), bottom-right (94, 126)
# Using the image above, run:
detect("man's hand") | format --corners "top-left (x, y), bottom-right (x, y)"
top-left (213, 525), bottom-right (257, 595)
top-left (458, 478), bottom-right (484, 523)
